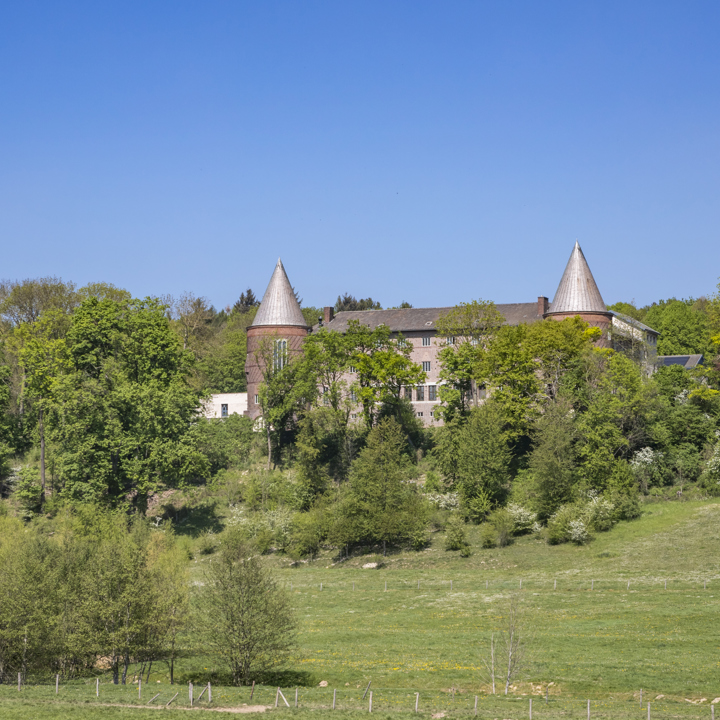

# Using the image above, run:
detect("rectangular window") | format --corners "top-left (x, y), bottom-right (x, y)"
top-left (428, 385), bottom-right (436, 401)
top-left (404, 386), bottom-right (413, 401)
top-left (349, 365), bottom-right (356, 373)
top-left (273, 339), bottom-right (288, 371)
top-left (254, 394), bottom-right (259, 405)
top-left (446, 336), bottom-right (455, 346)
top-left (430, 411), bottom-right (434, 418)
top-left (221, 403), bottom-right (228, 417)
top-left (351, 413), bottom-right (357, 419)
top-left (416, 411), bottom-right (424, 418)
top-left (350, 390), bottom-right (357, 403)
top-left (422, 336), bottom-right (431, 346)
top-left (422, 361), bottom-right (431, 372)
top-left (416, 386), bottom-right (425, 402)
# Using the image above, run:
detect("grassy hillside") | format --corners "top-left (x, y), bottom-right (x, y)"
top-left (3, 498), bottom-right (720, 718)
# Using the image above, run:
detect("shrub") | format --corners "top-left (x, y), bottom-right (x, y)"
top-left (506, 504), bottom-right (537, 534)
top-left (480, 523), bottom-right (496, 548)
top-left (547, 504), bottom-right (591, 545)
top-left (459, 544), bottom-right (472, 558)
top-left (423, 470), bottom-right (442, 492)
top-left (197, 531), bottom-right (217, 555)
top-left (585, 494), bottom-right (616, 532)
top-left (444, 514), bottom-right (468, 551)
top-left (608, 490), bottom-right (641, 520)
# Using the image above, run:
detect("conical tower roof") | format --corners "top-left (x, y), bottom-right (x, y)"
top-left (548, 241), bottom-right (607, 314)
top-left (251, 259), bottom-right (308, 328)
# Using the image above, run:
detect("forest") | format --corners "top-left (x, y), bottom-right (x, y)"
top-left (1, 276), bottom-right (720, 684)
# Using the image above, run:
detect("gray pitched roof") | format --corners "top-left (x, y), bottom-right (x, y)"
top-left (318, 302), bottom-right (543, 333)
top-left (548, 242), bottom-right (607, 314)
top-left (657, 354), bottom-right (704, 369)
top-left (251, 259), bottom-right (308, 328)
top-left (611, 312), bottom-right (660, 336)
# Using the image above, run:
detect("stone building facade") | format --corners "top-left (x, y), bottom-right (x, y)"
top-left (243, 243), bottom-right (660, 424)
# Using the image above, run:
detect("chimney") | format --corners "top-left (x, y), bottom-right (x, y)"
top-left (538, 296), bottom-right (549, 317)
top-left (323, 306), bottom-right (334, 324)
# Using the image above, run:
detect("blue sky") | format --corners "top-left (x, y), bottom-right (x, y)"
top-left (1, 1), bottom-right (718, 311)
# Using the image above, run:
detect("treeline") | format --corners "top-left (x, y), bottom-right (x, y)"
top-left (0, 510), bottom-right (296, 686)
top-left (1, 275), bottom-right (720, 553)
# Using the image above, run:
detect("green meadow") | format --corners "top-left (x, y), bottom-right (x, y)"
top-left (2, 498), bottom-right (720, 718)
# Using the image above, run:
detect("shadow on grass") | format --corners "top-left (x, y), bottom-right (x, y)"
top-left (170, 502), bottom-right (224, 539)
top-left (176, 668), bottom-right (314, 688)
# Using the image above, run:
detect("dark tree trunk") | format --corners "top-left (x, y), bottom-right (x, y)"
top-left (39, 406), bottom-right (46, 504)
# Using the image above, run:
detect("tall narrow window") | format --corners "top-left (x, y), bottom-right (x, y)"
top-left (273, 339), bottom-right (288, 371)
top-left (416, 386), bottom-right (425, 402)
top-left (428, 385), bottom-right (436, 402)
top-left (221, 403), bottom-right (228, 417)
top-left (350, 389), bottom-right (357, 403)
top-left (254, 394), bottom-right (259, 405)
top-left (422, 361), bottom-right (431, 372)
top-left (404, 386), bottom-right (413, 401)
top-left (422, 336), bottom-right (431, 347)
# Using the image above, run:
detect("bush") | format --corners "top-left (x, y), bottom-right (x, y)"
top-left (197, 531), bottom-right (218, 555)
top-left (480, 523), bottom-right (496, 548)
top-left (506, 504), bottom-right (537, 534)
top-left (489, 508), bottom-right (515, 547)
top-left (444, 514), bottom-right (468, 551)
top-left (608, 490), bottom-right (641, 520)
top-left (287, 509), bottom-right (327, 560)
top-left (585, 494), bottom-right (616, 532)
top-left (547, 504), bottom-right (591, 545)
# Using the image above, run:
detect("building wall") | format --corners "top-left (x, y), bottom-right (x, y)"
top-left (245, 324), bottom-right (308, 420)
top-left (203, 393), bottom-right (248, 419)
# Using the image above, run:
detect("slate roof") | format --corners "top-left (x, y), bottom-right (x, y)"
top-left (319, 302), bottom-right (543, 333)
top-left (657, 354), bottom-right (704, 369)
top-left (251, 258), bottom-right (308, 328)
top-left (549, 241), bottom-right (607, 314)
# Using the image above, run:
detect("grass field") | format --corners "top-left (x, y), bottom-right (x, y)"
top-left (3, 498), bottom-right (720, 719)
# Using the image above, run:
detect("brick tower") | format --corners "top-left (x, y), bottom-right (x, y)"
top-left (544, 241), bottom-right (613, 347)
top-left (245, 259), bottom-right (309, 421)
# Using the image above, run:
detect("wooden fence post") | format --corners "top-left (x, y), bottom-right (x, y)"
top-left (96, 677), bottom-right (99, 697)
top-left (587, 699), bottom-right (590, 720)
top-left (321, 583), bottom-right (323, 591)
top-left (554, 579), bottom-right (556, 590)
top-left (415, 692), bottom-right (419, 712)
top-left (385, 581), bottom-right (387, 592)
top-left (166, 692), bottom-right (179, 707)
top-left (474, 695), bottom-right (478, 716)
top-left (369, 691), bottom-right (373, 712)
top-left (275, 687), bottom-right (280, 708)
top-left (530, 697), bottom-right (533, 720)
top-left (139, 677), bottom-right (142, 699)
top-left (648, 702), bottom-right (651, 720)
top-left (190, 682), bottom-right (193, 707)
top-left (295, 688), bottom-right (298, 707)
top-left (546, 685), bottom-right (549, 703)
top-left (147, 693), bottom-right (161, 705)
top-left (712, 704), bottom-right (715, 720)
top-left (56, 674), bottom-right (59, 694)
top-left (333, 689), bottom-right (336, 709)
top-left (250, 680), bottom-right (255, 701)
top-left (520, 579), bottom-right (522, 590)
top-left (209, 682), bottom-right (212, 704)
top-left (18, 673), bottom-right (21, 691)
top-left (362, 681), bottom-right (371, 700)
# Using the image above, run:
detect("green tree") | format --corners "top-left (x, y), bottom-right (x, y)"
top-left (346, 321), bottom-right (425, 428)
top-left (644, 299), bottom-right (712, 356)
top-left (455, 403), bottom-right (512, 521)
top-left (197, 538), bottom-right (297, 685)
top-left (48, 297), bottom-right (207, 503)
top-left (528, 399), bottom-right (578, 520)
top-left (334, 417), bottom-right (428, 553)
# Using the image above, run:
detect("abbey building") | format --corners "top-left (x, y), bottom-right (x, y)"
top-left (206, 243), bottom-right (660, 425)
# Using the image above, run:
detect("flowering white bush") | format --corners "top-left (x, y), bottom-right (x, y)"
top-left (226, 505), bottom-right (294, 549)
top-left (585, 495), bottom-right (616, 531)
top-left (506, 503), bottom-right (537, 533)
top-left (568, 519), bottom-right (590, 545)
top-left (425, 492), bottom-right (460, 510)
top-left (630, 447), bottom-right (663, 469)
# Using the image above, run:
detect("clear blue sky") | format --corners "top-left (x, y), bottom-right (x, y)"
top-left (1, 1), bottom-right (719, 311)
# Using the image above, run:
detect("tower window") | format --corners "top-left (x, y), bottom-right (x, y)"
top-left (221, 403), bottom-right (228, 417)
top-left (273, 339), bottom-right (288, 371)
